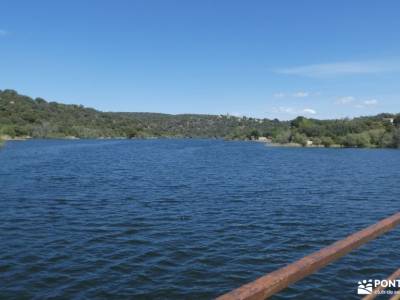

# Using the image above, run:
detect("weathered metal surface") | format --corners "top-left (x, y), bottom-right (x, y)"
top-left (363, 268), bottom-right (400, 300)
top-left (216, 212), bottom-right (400, 300)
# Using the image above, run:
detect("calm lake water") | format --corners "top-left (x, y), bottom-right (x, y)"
top-left (1, 139), bottom-right (400, 299)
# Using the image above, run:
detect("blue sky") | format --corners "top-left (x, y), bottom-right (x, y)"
top-left (1, 0), bottom-right (400, 120)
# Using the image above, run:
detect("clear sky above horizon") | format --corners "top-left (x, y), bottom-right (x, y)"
top-left (1, 0), bottom-right (400, 120)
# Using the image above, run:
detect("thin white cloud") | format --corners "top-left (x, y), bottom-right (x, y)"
top-left (276, 106), bottom-right (317, 115)
top-left (336, 96), bottom-right (355, 104)
top-left (273, 91), bottom-right (312, 98)
top-left (363, 99), bottom-right (378, 106)
top-left (302, 108), bottom-right (316, 115)
top-left (293, 91), bottom-right (309, 98)
top-left (277, 106), bottom-right (295, 114)
top-left (337, 96), bottom-right (379, 109)
top-left (276, 59), bottom-right (400, 77)
top-left (0, 29), bottom-right (8, 36)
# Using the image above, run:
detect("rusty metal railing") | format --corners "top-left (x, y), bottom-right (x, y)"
top-left (217, 212), bottom-right (400, 300)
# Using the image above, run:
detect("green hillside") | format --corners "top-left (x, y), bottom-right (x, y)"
top-left (0, 89), bottom-right (287, 140)
top-left (1, 89), bottom-right (399, 148)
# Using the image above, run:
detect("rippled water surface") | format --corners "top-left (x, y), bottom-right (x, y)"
top-left (1, 139), bottom-right (400, 299)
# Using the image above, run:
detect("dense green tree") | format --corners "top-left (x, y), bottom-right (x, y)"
top-left (292, 133), bottom-right (308, 146)
top-left (320, 136), bottom-right (334, 147)
top-left (341, 132), bottom-right (371, 148)
top-left (247, 129), bottom-right (260, 140)
top-left (393, 115), bottom-right (400, 127)
top-left (393, 128), bottom-right (400, 148)
top-left (273, 130), bottom-right (292, 144)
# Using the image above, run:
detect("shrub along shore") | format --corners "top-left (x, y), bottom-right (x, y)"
top-left (1, 89), bottom-right (400, 148)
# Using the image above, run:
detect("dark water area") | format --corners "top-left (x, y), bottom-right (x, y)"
top-left (1, 139), bottom-right (400, 299)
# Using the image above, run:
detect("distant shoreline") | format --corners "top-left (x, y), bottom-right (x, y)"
top-left (1, 136), bottom-right (395, 150)
top-left (1, 89), bottom-right (400, 149)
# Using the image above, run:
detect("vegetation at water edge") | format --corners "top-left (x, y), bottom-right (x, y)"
top-left (1, 89), bottom-right (400, 148)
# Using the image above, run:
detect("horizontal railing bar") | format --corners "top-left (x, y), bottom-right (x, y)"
top-left (217, 212), bottom-right (400, 300)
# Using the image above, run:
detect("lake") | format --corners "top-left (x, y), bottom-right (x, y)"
top-left (1, 139), bottom-right (400, 299)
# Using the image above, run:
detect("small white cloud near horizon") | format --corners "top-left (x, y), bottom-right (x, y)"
top-left (275, 106), bottom-right (317, 116)
top-left (277, 107), bottom-right (295, 114)
top-left (293, 91), bottom-right (309, 98)
top-left (336, 96), bottom-right (355, 104)
top-left (363, 99), bottom-right (378, 106)
top-left (302, 108), bottom-right (317, 114)
top-left (337, 96), bottom-right (379, 109)
top-left (276, 59), bottom-right (400, 77)
top-left (273, 91), bottom-right (313, 98)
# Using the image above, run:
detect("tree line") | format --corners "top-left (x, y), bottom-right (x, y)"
top-left (0, 89), bottom-right (399, 148)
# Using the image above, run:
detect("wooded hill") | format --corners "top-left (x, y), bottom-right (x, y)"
top-left (1, 89), bottom-right (400, 148)
top-left (0, 89), bottom-right (287, 140)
